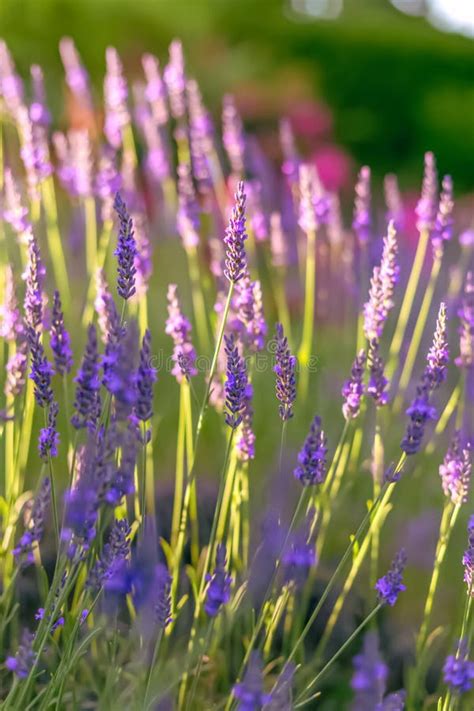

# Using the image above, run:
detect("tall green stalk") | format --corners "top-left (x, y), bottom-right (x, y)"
top-left (298, 226), bottom-right (317, 397)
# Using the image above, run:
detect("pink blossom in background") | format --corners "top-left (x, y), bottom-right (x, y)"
top-left (312, 143), bottom-right (352, 192)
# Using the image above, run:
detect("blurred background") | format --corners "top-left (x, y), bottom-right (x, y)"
top-left (1, 0), bottom-right (473, 197)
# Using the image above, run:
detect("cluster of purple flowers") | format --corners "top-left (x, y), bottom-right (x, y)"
top-left (273, 322), bottom-right (296, 421)
top-left (375, 549), bottom-right (407, 606)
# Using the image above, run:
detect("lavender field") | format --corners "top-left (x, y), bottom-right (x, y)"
top-left (0, 15), bottom-right (473, 711)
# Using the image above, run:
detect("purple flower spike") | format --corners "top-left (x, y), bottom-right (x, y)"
top-left (367, 340), bottom-right (389, 407)
top-left (59, 37), bottom-right (92, 107)
top-left (384, 173), bottom-right (405, 231)
top-left (27, 327), bottom-right (54, 408)
top-left (224, 334), bottom-right (248, 429)
top-left (13, 477), bottom-right (50, 565)
top-left (5, 630), bottom-right (36, 679)
top-left (439, 431), bottom-right (471, 505)
top-left (222, 94), bottom-right (245, 177)
top-left (375, 549), bottom-right (407, 606)
top-left (233, 651), bottom-right (272, 711)
top-left (3, 169), bottom-right (31, 240)
top-left (342, 350), bottom-right (366, 420)
top-left (351, 632), bottom-right (388, 711)
top-left (205, 544), bottom-right (232, 617)
top-left (0, 265), bottom-right (22, 341)
top-left (431, 175), bottom-right (454, 258)
top-left (187, 78), bottom-right (214, 193)
top-left (155, 564), bottom-right (173, 629)
top-left (102, 321), bottom-right (138, 421)
top-left (364, 221), bottom-right (399, 341)
top-left (5, 340), bottom-right (28, 397)
top-left (236, 383), bottom-right (255, 462)
top-left (30, 64), bottom-right (51, 127)
top-left (294, 414), bottom-right (328, 486)
top-left (51, 290), bottom-right (73, 375)
top-left (298, 164), bottom-right (329, 234)
top-left (224, 181), bottom-right (248, 284)
top-left (176, 161), bottom-right (200, 249)
top-left (113, 192), bottom-right (137, 300)
top-left (443, 647), bottom-right (474, 694)
top-left (163, 39), bottom-right (186, 121)
top-left (166, 284), bottom-right (197, 383)
top-left (104, 47), bottom-right (129, 149)
top-left (38, 401), bottom-right (60, 461)
top-left (456, 271), bottom-right (474, 370)
top-left (23, 234), bottom-right (45, 331)
top-left (87, 518), bottom-right (131, 592)
top-left (71, 324), bottom-right (101, 431)
top-left (0, 41), bottom-right (24, 118)
top-left (462, 516), bottom-right (474, 595)
top-left (416, 151), bottom-right (438, 234)
top-left (426, 302), bottom-right (449, 391)
top-left (142, 53), bottom-right (168, 126)
top-left (274, 322), bottom-right (297, 422)
top-left (353, 166), bottom-right (372, 245)
top-left (135, 329), bottom-right (157, 423)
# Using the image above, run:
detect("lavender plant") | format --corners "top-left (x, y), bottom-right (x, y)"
top-left (0, 37), bottom-right (472, 711)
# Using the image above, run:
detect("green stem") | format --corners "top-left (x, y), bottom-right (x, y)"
top-left (84, 195), bottom-right (98, 278)
top-left (143, 629), bottom-right (163, 710)
top-left (298, 227), bottom-right (317, 397)
top-left (186, 246), bottom-right (211, 352)
top-left (41, 177), bottom-right (71, 313)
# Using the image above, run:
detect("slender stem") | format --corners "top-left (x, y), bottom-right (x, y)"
top-left (143, 629), bottom-right (163, 710)
top-left (41, 177), bottom-right (71, 313)
top-left (386, 227), bottom-right (430, 380)
top-left (185, 620), bottom-right (214, 711)
top-left (84, 195), bottom-right (98, 278)
top-left (370, 414), bottom-right (384, 591)
top-left (186, 246), bottom-right (211, 352)
top-left (394, 256), bottom-right (442, 413)
top-left (294, 605), bottom-right (382, 707)
top-left (140, 422), bottom-right (148, 522)
top-left (298, 227), bottom-right (317, 396)
top-left (171, 382), bottom-right (186, 549)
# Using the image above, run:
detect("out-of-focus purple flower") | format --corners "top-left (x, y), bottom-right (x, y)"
top-left (13, 477), bottom-right (50, 566)
top-left (456, 271), bottom-right (474, 370)
top-left (375, 549), bottom-right (407, 606)
top-left (38, 401), bottom-right (60, 461)
top-left (273, 322), bottom-right (297, 422)
top-left (106, 426), bottom-right (137, 506)
top-left (233, 651), bottom-right (272, 711)
top-left (3, 169), bottom-right (31, 241)
top-left (95, 146), bottom-right (121, 222)
top-left (363, 221), bottom-right (399, 341)
top-left (443, 649), bottom-right (474, 694)
top-left (269, 212), bottom-right (289, 268)
top-left (378, 691), bottom-right (406, 710)
top-left (234, 273), bottom-right (267, 352)
top-left (0, 265), bottom-right (22, 341)
top-left (350, 631), bottom-right (388, 711)
top-left (298, 163), bottom-right (329, 234)
top-left (155, 563), bottom-right (173, 628)
top-left (69, 129), bottom-right (93, 198)
top-left (205, 544), bottom-right (232, 617)
top-left (283, 528), bottom-right (316, 587)
top-left (222, 94), bottom-right (245, 177)
top-left (164, 39), bottom-right (186, 122)
top-left (23, 234), bottom-right (45, 331)
top-left (401, 383), bottom-right (437, 455)
top-left (113, 192), bottom-right (137, 300)
top-left (5, 339), bottom-right (28, 397)
top-left (187, 78), bottom-right (214, 193)
top-left (384, 173), bottom-right (405, 231)
top-left (294, 414), bottom-right (327, 486)
top-left (5, 630), bottom-right (36, 679)
top-left (0, 40), bottom-right (24, 117)
top-left (102, 320), bottom-right (138, 421)
top-left (236, 383), bottom-right (256, 462)
top-left (353, 166), bottom-right (372, 245)
top-left (342, 350), bottom-right (366, 420)
top-left (87, 518), bottom-right (131, 592)
top-left (135, 329), bottom-right (157, 424)
top-left (30, 64), bottom-right (51, 127)
top-left (27, 326), bottom-right (54, 408)
top-left (50, 290), bottom-right (73, 375)
top-left (166, 283), bottom-right (197, 383)
top-left (426, 302), bottom-right (449, 390)
top-left (142, 53), bottom-right (168, 126)
top-left (71, 324), bottom-right (101, 431)
top-left (462, 516), bottom-right (474, 595)
top-left (53, 131), bottom-right (76, 195)
top-left (439, 431), bottom-right (471, 505)
top-left (17, 105), bottom-right (52, 198)
top-left (247, 180), bottom-right (268, 242)
top-left (95, 270), bottom-right (120, 344)
top-left (224, 334), bottom-right (248, 429)
top-left (416, 151), bottom-right (438, 234)
top-left (460, 229), bottom-right (474, 248)
top-left (266, 662), bottom-right (295, 710)
top-left (367, 340), bottom-right (389, 407)
top-left (141, 109), bottom-right (170, 184)
top-left (431, 175), bottom-right (454, 258)
top-left (224, 181), bottom-right (248, 284)
top-left (104, 47), bottom-right (130, 149)
top-left (132, 208), bottom-right (152, 298)
top-left (176, 161), bottom-right (200, 249)
top-left (280, 117), bottom-right (299, 186)
top-left (59, 37), bottom-right (92, 106)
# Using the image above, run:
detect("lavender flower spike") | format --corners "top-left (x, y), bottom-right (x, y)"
top-left (165, 284), bottom-right (197, 383)
top-left (416, 151), bottom-right (438, 234)
top-left (104, 47), bottom-right (130, 149)
top-left (5, 630), bottom-right (36, 679)
top-left (155, 564), bottom-right (173, 628)
top-left (71, 324), bottom-right (101, 431)
top-left (443, 645), bottom-right (474, 694)
top-left (375, 549), bottom-right (407, 606)
top-left (456, 271), bottom-right (474, 369)
top-left (224, 181), bottom-right (248, 284)
top-left (233, 651), bottom-right (272, 710)
top-left (439, 431), bottom-right (471, 505)
top-left (367, 340), bottom-right (389, 407)
top-left (222, 94), bottom-right (245, 177)
top-left (0, 265), bottom-right (22, 341)
top-left (353, 166), bottom-right (372, 245)
top-left (113, 192), bottom-right (137, 300)
top-left (236, 383), bottom-right (255, 462)
top-left (273, 322), bottom-right (297, 422)
top-left (350, 631), bottom-right (388, 711)
top-left (38, 401), bottom-right (60, 461)
top-left (342, 350), bottom-right (366, 420)
top-left (294, 415), bottom-right (328, 486)
top-left (426, 302), bottom-right (449, 391)
top-left (224, 334), bottom-right (248, 429)
top-left (51, 290), bottom-right (73, 375)
top-left (363, 220), bottom-right (399, 341)
top-left (27, 327), bottom-right (54, 408)
top-left (205, 544), bottom-right (232, 617)
top-left (59, 37), bottom-right (92, 107)
top-left (462, 516), bottom-right (474, 595)
top-left (431, 175), bottom-right (454, 258)
top-left (135, 329), bottom-right (157, 424)
top-left (13, 477), bottom-right (50, 565)
top-left (23, 234), bottom-right (45, 331)
top-left (87, 518), bottom-right (131, 592)
top-left (5, 340), bottom-right (28, 397)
